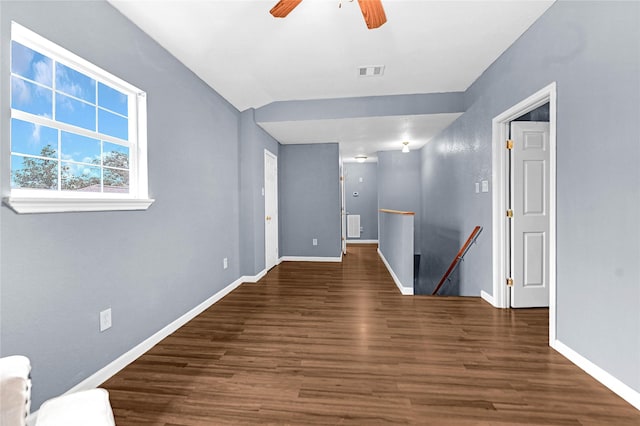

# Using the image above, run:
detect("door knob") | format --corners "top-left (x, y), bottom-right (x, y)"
top-left (266, 216), bottom-right (271, 221)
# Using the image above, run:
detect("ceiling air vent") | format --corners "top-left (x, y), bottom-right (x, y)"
top-left (358, 65), bottom-right (385, 77)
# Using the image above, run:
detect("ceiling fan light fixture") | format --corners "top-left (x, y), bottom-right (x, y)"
top-left (402, 141), bottom-right (410, 153)
top-left (355, 155), bottom-right (368, 163)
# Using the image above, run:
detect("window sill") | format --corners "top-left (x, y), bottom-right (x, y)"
top-left (3, 196), bottom-right (155, 214)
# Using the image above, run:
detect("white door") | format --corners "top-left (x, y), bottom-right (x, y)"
top-left (509, 122), bottom-right (550, 308)
top-left (264, 150), bottom-right (278, 271)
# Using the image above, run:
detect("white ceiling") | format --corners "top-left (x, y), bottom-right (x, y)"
top-left (109, 0), bottom-right (554, 160)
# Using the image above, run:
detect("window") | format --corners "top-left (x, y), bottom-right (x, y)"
top-left (5, 22), bottom-right (153, 213)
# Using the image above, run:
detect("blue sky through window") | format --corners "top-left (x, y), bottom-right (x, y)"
top-left (61, 131), bottom-right (100, 163)
top-left (98, 108), bottom-right (128, 139)
top-left (11, 76), bottom-right (52, 117)
top-left (11, 30), bottom-right (134, 195)
top-left (55, 93), bottom-right (96, 130)
top-left (11, 41), bottom-right (52, 86)
top-left (99, 82), bottom-right (128, 116)
top-left (11, 118), bottom-right (57, 157)
top-left (56, 62), bottom-right (96, 103)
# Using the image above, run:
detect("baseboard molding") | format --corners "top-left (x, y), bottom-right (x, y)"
top-left (480, 290), bottom-right (496, 307)
top-left (64, 276), bottom-right (246, 395)
top-left (279, 256), bottom-right (342, 263)
top-left (243, 269), bottom-right (267, 283)
top-left (346, 239), bottom-right (378, 244)
top-left (377, 248), bottom-right (413, 295)
top-left (551, 339), bottom-right (640, 411)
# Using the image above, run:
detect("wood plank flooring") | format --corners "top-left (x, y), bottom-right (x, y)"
top-left (103, 244), bottom-right (639, 425)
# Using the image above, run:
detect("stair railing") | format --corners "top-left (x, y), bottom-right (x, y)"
top-left (431, 226), bottom-right (483, 295)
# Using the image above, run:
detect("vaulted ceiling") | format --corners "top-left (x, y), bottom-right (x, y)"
top-left (110, 0), bottom-right (555, 160)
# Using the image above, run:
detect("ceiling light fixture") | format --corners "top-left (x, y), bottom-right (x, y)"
top-left (355, 155), bottom-right (367, 163)
top-left (402, 141), bottom-right (410, 153)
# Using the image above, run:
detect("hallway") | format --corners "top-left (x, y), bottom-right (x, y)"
top-left (104, 244), bottom-right (639, 424)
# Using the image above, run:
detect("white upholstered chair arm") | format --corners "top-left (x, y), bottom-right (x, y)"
top-left (0, 355), bottom-right (32, 426)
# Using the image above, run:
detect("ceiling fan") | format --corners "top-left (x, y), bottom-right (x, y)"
top-left (270, 0), bottom-right (387, 30)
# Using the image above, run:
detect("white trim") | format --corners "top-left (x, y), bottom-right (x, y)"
top-left (490, 82), bottom-right (557, 339)
top-left (377, 248), bottom-right (413, 295)
top-left (346, 239), bottom-right (378, 244)
top-left (264, 149), bottom-right (278, 271)
top-left (59, 277), bottom-right (246, 395)
top-left (551, 339), bottom-right (640, 411)
top-left (242, 269), bottom-right (267, 283)
top-left (279, 256), bottom-right (342, 263)
top-left (480, 290), bottom-right (495, 306)
top-left (3, 196), bottom-right (154, 213)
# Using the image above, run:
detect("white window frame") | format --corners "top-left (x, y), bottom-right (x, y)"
top-left (4, 22), bottom-right (154, 213)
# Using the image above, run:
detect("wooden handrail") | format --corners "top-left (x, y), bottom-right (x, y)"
top-left (378, 209), bottom-right (415, 216)
top-left (432, 226), bottom-right (483, 296)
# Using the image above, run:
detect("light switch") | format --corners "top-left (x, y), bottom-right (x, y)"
top-left (475, 182), bottom-right (480, 193)
top-left (359, 177), bottom-right (363, 183)
top-left (481, 180), bottom-right (489, 193)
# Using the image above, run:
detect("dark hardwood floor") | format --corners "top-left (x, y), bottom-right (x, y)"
top-left (104, 244), bottom-right (639, 425)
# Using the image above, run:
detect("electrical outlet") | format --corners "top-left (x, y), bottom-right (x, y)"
top-left (223, 257), bottom-right (228, 269)
top-left (312, 238), bottom-right (318, 246)
top-left (99, 308), bottom-right (112, 332)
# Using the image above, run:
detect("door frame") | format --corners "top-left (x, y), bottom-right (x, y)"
top-left (340, 160), bottom-right (347, 255)
top-left (490, 82), bottom-right (557, 342)
top-left (264, 149), bottom-right (278, 270)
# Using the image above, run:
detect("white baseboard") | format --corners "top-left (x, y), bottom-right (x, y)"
top-left (279, 256), bottom-right (342, 263)
top-left (65, 276), bottom-right (246, 395)
top-left (243, 269), bottom-right (267, 283)
top-left (346, 239), bottom-right (378, 244)
top-left (551, 339), bottom-right (640, 411)
top-left (377, 248), bottom-right (413, 295)
top-left (480, 290), bottom-right (496, 307)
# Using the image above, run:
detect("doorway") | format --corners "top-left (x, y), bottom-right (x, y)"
top-left (264, 149), bottom-right (278, 271)
top-left (491, 83), bottom-right (557, 341)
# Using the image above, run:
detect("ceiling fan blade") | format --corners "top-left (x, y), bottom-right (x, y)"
top-left (270, 0), bottom-right (303, 18)
top-left (357, 0), bottom-right (387, 29)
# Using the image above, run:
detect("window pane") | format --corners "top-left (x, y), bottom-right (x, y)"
top-left (98, 108), bottom-right (128, 140)
top-left (11, 155), bottom-right (58, 190)
top-left (61, 162), bottom-right (101, 192)
top-left (61, 131), bottom-right (100, 164)
top-left (11, 41), bottom-right (52, 87)
top-left (11, 76), bottom-right (53, 117)
top-left (11, 118), bottom-right (58, 158)
top-left (104, 168), bottom-right (129, 193)
top-left (98, 83), bottom-right (128, 116)
top-left (103, 142), bottom-right (129, 169)
top-left (56, 62), bottom-right (96, 104)
top-left (55, 93), bottom-right (96, 131)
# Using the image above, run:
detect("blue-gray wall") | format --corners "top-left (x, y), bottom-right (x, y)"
top-left (419, 1), bottom-right (639, 392)
top-left (377, 150), bottom-right (421, 252)
top-left (279, 144), bottom-right (341, 258)
top-left (378, 211), bottom-right (414, 292)
top-left (377, 150), bottom-right (421, 215)
top-left (0, 0), bottom-right (250, 409)
top-left (344, 162), bottom-right (378, 241)
top-left (239, 109), bottom-right (280, 276)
